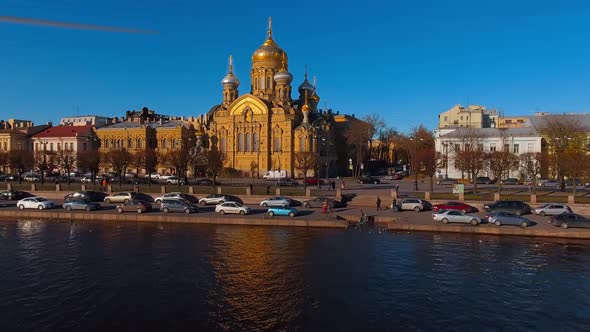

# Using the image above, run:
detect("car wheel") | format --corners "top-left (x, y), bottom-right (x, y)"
top-left (561, 222), bottom-right (568, 229)
top-left (65, 206), bottom-right (72, 211)
top-left (137, 208), bottom-right (142, 214)
top-left (494, 220), bottom-right (502, 226)
top-left (520, 221), bottom-right (528, 228)
top-left (220, 210), bottom-right (225, 215)
top-left (304, 203), bottom-right (311, 208)
top-left (155, 200), bottom-right (161, 205)
top-left (413, 206), bottom-right (421, 213)
top-left (239, 210), bottom-right (246, 215)
top-left (288, 211), bottom-right (295, 217)
top-left (470, 219), bottom-right (478, 225)
top-left (124, 199), bottom-right (130, 204)
top-left (38, 205), bottom-right (44, 210)
top-left (105, 198), bottom-right (111, 204)
top-left (268, 211), bottom-right (274, 217)
top-left (18, 204), bottom-right (24, 210)
top-left (200, 201), bottom-right (206, 206)
top-left (539, 211), bottom-right (545, 217)
top-left (441, 218), bottom-right (449, 224)
top-left (262, 203), bottom-right (268, 207)
top-left (163, 208), bottom-right (169, 213)
top-left (184, 208), bottom-right (191, 214)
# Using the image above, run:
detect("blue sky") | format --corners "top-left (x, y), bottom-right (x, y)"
top-left (1, 0), bottom-right (590, 133)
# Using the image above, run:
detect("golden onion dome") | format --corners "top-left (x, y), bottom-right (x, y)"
top-left (252, 17), bottom-right (288, 64)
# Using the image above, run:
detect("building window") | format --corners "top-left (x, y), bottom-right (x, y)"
top-left (2, 142), bottom-right (6, 151)
top-left (70, 142), bottom-right (74, 151)
top-left (504, 144), bottom-right (509, 152)
top-left (300, 137), bottom-right (306, 152)
top-left (454, 144), bottom-right (460, 152)
top-left (245, 133), bottom-right (251, 152)
top-left (274, 136), bottom-right (281, 152)
top-left (35, 143), bottom-right (39, 151)
top-left (444, 116), bottom-right (448, 122)
top-left (162, 139), bottom-right (167, 149)
top-left (237, 133), bottom-right (244, 152)
top-left (260, 77), bottom-right (264, 89)
top-left (528, 143), bottom-right (534, 153)
top-left (137, 138), bottom-right (142, 149)
top-left (220, 137), bottom-right (226, 152)
top-left (57, 143), bottom-right (61, 151)
top-left (253, 133), bottom-right (259, 151)
top-left (460, 116), bottom-right (463, 121)
top-left (513, 144), bottom-right (519, 154)
top-left (490, 144), bottom-right (496, 152)
top-left (105, 140), bottom-right (109, 148)
top-left (128, 139), bottom-right (133, 149)
top-left (266, 77), bottom-right (271, 90)
top-left (50, 143), bottom-right (54, 151)
top-left (17, 143), bottom-right (23, 150)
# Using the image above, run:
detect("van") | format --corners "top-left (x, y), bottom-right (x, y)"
top-left (262, 170), bottom-right (287, 181)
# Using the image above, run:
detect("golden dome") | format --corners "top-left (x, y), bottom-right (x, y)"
top-left (252, 17), bottom-right (288, 64)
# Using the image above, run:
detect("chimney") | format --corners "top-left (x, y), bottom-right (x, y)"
top-left (47, 121), bottom-right (53, 126)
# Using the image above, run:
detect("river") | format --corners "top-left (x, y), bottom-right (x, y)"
top-left (0, 220), bottom-right (589, 331)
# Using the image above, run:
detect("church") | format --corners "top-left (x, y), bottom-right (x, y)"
top-left (205, 18), bottom-right (329, 178)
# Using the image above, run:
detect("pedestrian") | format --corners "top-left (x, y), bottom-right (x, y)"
top-left (266, 184), bottom-right (270, 195)
top-left (341, 181), bottom-right (346, 190)
top-left (360, 209), bottom-right (367, 224)
top-left (376, 196), bottom-right (382, 210)
top-left (101, 178), bottom-right (107, 191)
top-left (391, 197), bottom-right (397, 211)
top-left (322, 199), bottom-right (328, 214)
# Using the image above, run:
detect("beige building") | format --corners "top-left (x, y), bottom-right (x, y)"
top-left (498, 116), bottom-right (529, 128)
top-left (438, 104), bottom-right (498, 129)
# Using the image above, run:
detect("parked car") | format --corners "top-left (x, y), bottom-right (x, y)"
top-left (197, 194), bottom-right (242, 205)
top-left (565, 179), bottom-right (582, 187)
top-left (474, 176), bottom-right (492, 184)
top-left (276, 178), bottom-right (299, 186)
top-left (267, 206), bottom-right (298, 217)
top-left (104, 192), bottom-right (137, 204)
top-left (550, 213), bottom-right (590, 229)
top-left (154, 192), bottom-right (198, 204)
top-left (486, 211), bottom-right (530, 228)
top-left (160, 199), bottom-right (198, 214)
top-left (398, 198), bottom-right (432, 212)
top-left (63, 199), bottom-right (101, 211)
top-left (358, 176), bottom-right (380, 184)
top-left (533, 203), bottom-right (572, 216)
top-left (80, 176), bottom-right (102, 184)
top-left (390, 173), bottom-right (405, 180)
top-left (540, 179), bottom-right (559, 188)
top-left (432, 201), bottom-right (476, 213)
top-left (64, 190), bottom-right (107, 203)
top-left (437, 178), bottom-right (458, 185)
top-left (0, 190), bottom-right (29, 200)
top-left (163, 176), bottom-right (185, 185)
top-left (260, 196), bottom-right (291, 207)
top-left (501, 178), bottom-right (520, 185)
top-left (24, 175), bottom-right (40, 182)
top-left (303, 177), bottom-right (325, 185)
top-left (195, 178), bottom-right (221, 186)
top-left (116, 200), bottom-right (152, 214)
top-left (483, 200), bottom-right (531, 215)
top-left (0, 174), bottom-right (17, 181)
top-left (144, 173), bottom-right (161, 180)
top-left (302, 197), bottom-right (344, 209)
top-left (215, 201), bottom-right (251, 215)
top-left (17, 197), bottom-right (55, 210)
top-left (432, 210), bottom-right (480, 225)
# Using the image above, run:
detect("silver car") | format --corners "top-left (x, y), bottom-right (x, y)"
top-left (432, 210), bottom-right (480, 225)
top-left (198, 194), bottom-right (228, 206)
top-left (260, 196), bottom-right (291, 207)
top-left (487, 211), bottom-right (530, 228)
top-left (533, 203), bottom-right (572, 216)
top-left (398, 198), bottom-right (432, 212)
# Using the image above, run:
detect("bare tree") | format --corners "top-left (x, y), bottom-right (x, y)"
top-left (8, 150), bottom-right (34, 183)
top-left (34, 150), bottom-right (56, 184)
top-left (106, 149), bottom-right (132, 186)
top-left (417, 147), bottom-right (443, 192)
top-left (486, 151), bottom-right (519, 193)
top-left (0, 151), bottom-right (8, 173)
top-left (561, 149), bottom-right (588, 196)
top-left (130, 150), bottom-right (145, 177)
top-left (363, 113), bottom-right (385, 159)
top-left (453, 129), bottom-right (486, 193)
top-left (294, 151), bottom-right (319, 191)
top-left (206, 147), bottom-right (225, 190)
top-left (77, 150), bottom-right (101, 186)
top-left (162, 149), bottom-right (190, 189)
top-left (56, 148), bottom-right (77, 184)
top-left (344, 120), bottom-right (371, 176)
top-left (143, 149), bottom-right (159, 189)
top-left (249, 161), bottom-right (258, 183)
top-left (519, 152), bottom-right (543, 194)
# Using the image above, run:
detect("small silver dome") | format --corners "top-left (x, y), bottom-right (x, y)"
top-left (221, 73), bottom-right (240, 87)
top-left (274, 68), bottom-right (292, 84)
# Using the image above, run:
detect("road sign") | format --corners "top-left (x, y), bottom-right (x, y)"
top-left (348, 158), bottom-right (352, 164)
top-left (348, 165), bottom-right (353, 170)
top-left (452, 184), bottom-right (464, 194)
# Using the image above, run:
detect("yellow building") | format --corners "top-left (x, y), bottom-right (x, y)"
top-left (205, 18), bottom-right (324, 177)
top-left (96, 107), bottom-right (197, 175)
top-left (0, 120), bottom-right (50, 173)
top-left (498, 116), bottom-right (529, 128)
top-left (438, 104), bottom-right (499, 128)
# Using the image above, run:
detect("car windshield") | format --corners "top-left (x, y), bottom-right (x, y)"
top-left (36, 198), bottom-right (48, 202)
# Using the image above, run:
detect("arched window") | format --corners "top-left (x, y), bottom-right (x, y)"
top-left (253, 133), bottom-right (259, 151)
top-left (220, 137), bottom-right (226, 152)
top-left (266, 77), bottom-right (271, 90)
top-left (137, 138), bottom-right (142, 149)
top-left (105, 139), bottom-right (109, 149)
top-left (260, 76), bottom-right (264, 89)
top-left (245, 133), bottom-right (251, 152)
top-left (274, 136), bottom-right (281, 152)
top-left (237, 133), bottom-right (244, 152)
top-left (172, 139), bottom-right (177, 149)
top-left (128, 139), bottom-right (133, 149)
top-left (300, 136), bottom-right (306, 152)
top-left (162, 138), bottom-right (168, 149)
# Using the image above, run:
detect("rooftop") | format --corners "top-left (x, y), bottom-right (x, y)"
top-left (33, 125), bottom-right (94, 138)
top-left (440, 127), bottom-right (539, 138)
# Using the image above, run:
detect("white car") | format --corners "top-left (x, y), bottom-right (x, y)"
top-left (17, 197), bottom-right (55, 210)
top-left (144, 173), bottom-right (161, 180)
top-left (260, 196), bottom-right (291, 207)
top-left (432, 210), bottom-right (480, 225)
top-left (215, 201), bottom-right (251, 215)
top-left (154, 192), bottom-right (189, 204)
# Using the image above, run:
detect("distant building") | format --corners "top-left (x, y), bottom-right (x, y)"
top-left (498, 116), bottom-right (528, 128)
top-left (31, 125), bottom-right (97, 155)
top-left (438, 104), bottom-right (498, 129)
top-left (60, 115), bottom-right (112, 128)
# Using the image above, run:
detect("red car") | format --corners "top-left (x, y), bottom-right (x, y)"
top-left (432, 201), bottom-right (477, 213)
top-left (304, 177), bottom-right (325, 185)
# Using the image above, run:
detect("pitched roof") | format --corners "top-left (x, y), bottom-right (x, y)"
top-left (440, 127), bottom-right (539, 139)
top-left (32, 125), bottom-right (94, 138)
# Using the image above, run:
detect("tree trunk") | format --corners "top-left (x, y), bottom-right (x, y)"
top-left (472, 172), bottom-right (478, 194)
top-left (429, 175), bottom-right (434, 193)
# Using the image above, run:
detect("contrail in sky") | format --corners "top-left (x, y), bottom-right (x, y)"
top-left (0, 15), bottom-right (157, 34)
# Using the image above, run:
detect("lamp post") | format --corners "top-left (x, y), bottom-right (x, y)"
top-left (410, 136), bottom-right (423, 191)
top-left (311, 118), bottom-right (326, 190)
top-left (442, 141), bottom-right (449, 178)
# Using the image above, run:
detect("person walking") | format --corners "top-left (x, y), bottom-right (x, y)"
top-left (376, 196), bottom-right (382, 210)
top-left (391, 197), bottom-right (397, 211)
top-left (322, 199), bottom-right (328, 214)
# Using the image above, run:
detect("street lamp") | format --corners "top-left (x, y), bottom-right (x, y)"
top-left (442, 141), bottom-right (449, 178)
top-left (312, 117), bottom-right (326, 189)
top-left (410, 136), bottom-right (423, 191)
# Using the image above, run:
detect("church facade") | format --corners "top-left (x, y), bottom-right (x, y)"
top-left (204, 18), bottom-right (326, 178)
